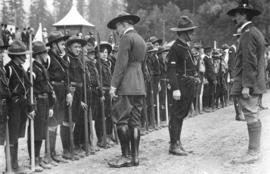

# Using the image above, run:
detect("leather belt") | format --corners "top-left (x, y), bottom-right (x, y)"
top-left (51, 81), bottom-right (65, 86)
top-left (37, 93), bottom-right (48, 99)
top-left (71, 82), bottom-right (83, 87)
top-left (102, 87), bottom-right (110, 90)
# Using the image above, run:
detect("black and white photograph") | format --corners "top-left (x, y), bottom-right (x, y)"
top-left (0, 0), bottom-right (269, 173)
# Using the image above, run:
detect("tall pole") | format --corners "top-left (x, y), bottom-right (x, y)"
top-left (162, 20), bottom-right (165, 44)
top-left (29, 31), bottom-right (35, 172)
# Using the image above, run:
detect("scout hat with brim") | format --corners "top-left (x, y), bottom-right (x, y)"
top-left (8, 40), bottom-right (29, 55)
top-left (0, 39), bottom-right (9, 49)
top-left (107, 12), bottom-right (140, 30)
top-left (227, 0), bottom-right (261, 17)
top-left (33, 41), bottom-right (49, 56)
top-left (149, 36), bottom-right (163, 45)
top-left (212, 50), bottom-right (223, 59)
top-left (170, 16), bottom-right (198, 32)
top-left (46, 31), bottom-right (69, 46)
top-left (66, 36), bottom-right (87, 47)
top-left (95, 41), bottom-right (112, 54)
top-left (157, 47), bottom-right (169, 54)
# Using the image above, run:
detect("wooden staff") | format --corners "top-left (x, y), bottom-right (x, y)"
top-left (29, 32), bottom-right (35, 172)
top-left (5, 116), bottom-right (12, 174)
top-left (82, 48), bottom-right (90, 156)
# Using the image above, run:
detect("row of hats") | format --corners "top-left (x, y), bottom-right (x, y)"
top-left (1, 31), bottom-right (116, 56)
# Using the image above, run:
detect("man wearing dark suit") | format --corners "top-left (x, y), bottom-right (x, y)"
top-left (167, 16), bottom-right (199, 156)
top-left (107, 12), bottom-right (146, 168)
top-left (227, 0), bottom-right (266, 164)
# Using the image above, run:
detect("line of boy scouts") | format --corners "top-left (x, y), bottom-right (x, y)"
top-left (0, 0), bottom-right (268, 172)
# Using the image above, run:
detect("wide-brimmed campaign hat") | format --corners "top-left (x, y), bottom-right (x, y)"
top-left (46, 31), bottom-right (70, 46)
top-left (107, 12), bottom-right (140, 30)
top-left (149, 36), bottom-right (163, 45)
top-left (170, 16), bottom-right (198, 32)
top-left (95, 41), bottom-right (112, 54)
top-left (212, 50), bottom-right (223, 58)
top-left (8, 40), bottom-right (28, 55)
top-left (33, 41), bottom-right (49, 56)
top-left (66, 36), bottom-right (87, 47)
top-left (0, 39), bottom-right (9, 49)
top-left (227, 0), bottom-right (261, 17)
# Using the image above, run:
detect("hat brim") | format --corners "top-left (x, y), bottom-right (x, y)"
top-left (46, 35), bottom-right (70, 46)
top-left (107, 15), bottom-right (140, 30)
top-left (227, 8), bottom-right (261, 17)
top-left (8, 51), bottom-right (30, 55)
top-left (147, 48), bottom-right (158, 53)
top-left (170, 26), bottom-right (198, 32)
top-left (0, 45), bottom-right (9, 49)
top-left (67, 39), bottom-right (87, 47)
top-left (157, 49), bottom-right (169, 54)
top-left (95, 43), bottom-right (112, 54)
top-left (33, 47), bottom-right (50, 55)
top-left (152, 39), bottom-right (163, 45)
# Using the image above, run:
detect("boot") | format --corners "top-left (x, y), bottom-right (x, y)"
top-left (232, 121), bottom-right (261, 164)
top-left (108, 125), bottom-right (131, 168)
top-left (62, 149), bottom-right (79, 161)
top-left (10, 143), bottom-right (28, 173)
top-left (49, 129), bottom-right (68, 163)
top-left (34, 157), bottom-right (44, 173)
top-left (169, 119), bottom-right (187, 156)
top-left (130, 127), bottom-right (140, 166)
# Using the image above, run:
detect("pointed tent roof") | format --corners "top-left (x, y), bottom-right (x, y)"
top-left (53, 5), bottom-right (95, 27)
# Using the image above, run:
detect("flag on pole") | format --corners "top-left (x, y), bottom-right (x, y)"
top-left (33, 23), bottom-right (43, 42)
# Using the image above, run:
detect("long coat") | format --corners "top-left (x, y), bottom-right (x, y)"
top-left (231, 23), bottom-right (266, 95)
top-left (111, 29), bottom-right (147, 96)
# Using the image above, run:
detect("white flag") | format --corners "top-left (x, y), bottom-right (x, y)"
top-left (33, 23), bottom-right (43, 42)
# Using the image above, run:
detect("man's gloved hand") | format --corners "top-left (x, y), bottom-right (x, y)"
top-left (66, 93), bottom-right (73, 106)
top-left (109, 86), bottom-right (117, 98)
top-left (242, 87), bottom-right (250, 99)
top-left (81, 101), bottom-right (88, 110)
top-left (27, 110), bottom-right (36, 120)
top-left (173, 90), bottom-right (181, 101)
top-left (49, 109), bottom-right (54, 118)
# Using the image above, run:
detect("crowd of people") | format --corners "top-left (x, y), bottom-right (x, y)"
top-left (0, 0), bottom-right (269, 173)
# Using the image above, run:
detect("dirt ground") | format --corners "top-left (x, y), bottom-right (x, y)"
top-left (1, 92), bottom-right (270, 174)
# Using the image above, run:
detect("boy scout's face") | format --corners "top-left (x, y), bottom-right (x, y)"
top-left (100, 49), bottom-right (108, 60)
top-left (69, 43), bottom-right (82, 56)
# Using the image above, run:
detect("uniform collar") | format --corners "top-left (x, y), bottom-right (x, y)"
top-left (239, 21), bottom-right (252, 33)
top-left (123, 27), bottom-right (134, 35)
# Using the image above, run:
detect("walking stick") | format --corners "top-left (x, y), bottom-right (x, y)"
top-left (96, 32), bottom-right (107, 147)
top-left (5, 116), bottom-right (13, 174)
top-left (165, 79), bottom-right (169, 125)
top-left (156, 91), bottom-right (160, 128)
top-left (110, 97), bottom-right (118, 144)
top-left (29, 33), bottom-right (35, 172)
top-left (82, 50), bottom-right (90, 156)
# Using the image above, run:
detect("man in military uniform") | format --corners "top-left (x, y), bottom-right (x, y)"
top-left (0, 39), bottom-right (12, 173)
top-left (65, 36), bottom-right (88, 159)
top-left (27, 41), bottom-right (55, 172)
top-left (167, 16), bottom-right (199, 156)
top-left (46, 31), bottom-right (70, 163)
top-left (227, 0), bottom-right (266, 163)
top-left (107, 12), bottom-right (147, 167)
top-left (5, 40), bottom-right (33, 173)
